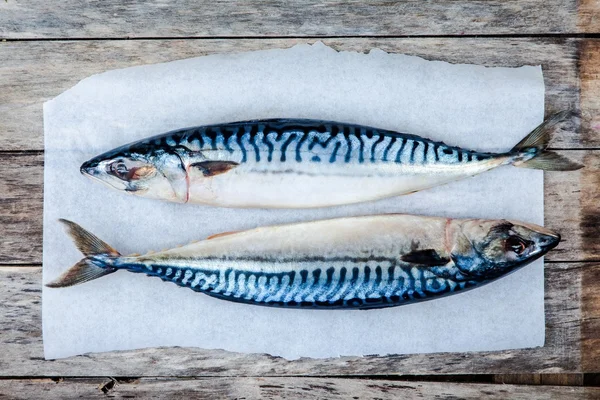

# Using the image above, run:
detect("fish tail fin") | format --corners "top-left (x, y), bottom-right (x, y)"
top-left (45, 219), bottom-right (120, 288)
top-left (509, 110), bottom-right (583, 171)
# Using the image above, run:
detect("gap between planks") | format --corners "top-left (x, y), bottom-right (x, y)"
top-left (0, 373), bottom-right (597, 386)
top-left (0, 377), bottom-right (598, 399)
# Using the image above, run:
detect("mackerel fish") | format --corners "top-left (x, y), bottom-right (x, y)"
top-left (80, 112), bottom-right (582, 208)
top-left (47, 215), bottom-right (560, 309)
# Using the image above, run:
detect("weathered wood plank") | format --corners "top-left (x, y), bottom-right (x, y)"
top-left (582, 261), bottom-right (600, 373)
top-left (1, 38), bottom-right (596, 152)
top-left (578, 0), bottom-right (600, 33)
top-left (0, 151), bottom-right (593, 265)
top-left (0, 152), bottom-right (43, 264)
top-left (580, 40), bottom-right (600, 374)
top-left (0, 377), bottom-right (597, 399)
top-left (544, 150), bottom-right (599, 263)
top-left (0, 1), bottom-right (592, 39)
top-left (0, 263), bottom-right (589, 376)
top-left (580, 39), bottom-right (600, 151)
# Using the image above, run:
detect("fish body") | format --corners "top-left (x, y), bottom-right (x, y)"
top-left (159, 119), bottom-right (504, 208)
top-left (47, 215), bottom-right (560, 309)
top-left (81, 113), bottom-right (582, 208)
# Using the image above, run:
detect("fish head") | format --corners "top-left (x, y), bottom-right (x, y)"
top-left (451, 219), bottom-right (560, 280)
top-left (80, 143), bottom-right (189, 203)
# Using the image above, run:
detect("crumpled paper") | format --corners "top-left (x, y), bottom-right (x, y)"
top-left (43, 42), bottom-right (545, 360)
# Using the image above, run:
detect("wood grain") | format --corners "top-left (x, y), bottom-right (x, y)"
top-left (578, 0), bottom-right (600, 32)
top-left (0, 263), bottom-right (588, 376)
top-left (0, 377), bottom-right (598, 399)
top-left (580, 40), bottom-right (600, 374)
top-left (0, 1), bottom-right (587, 39)
top-left (0, 152), bottom-right (43, 264)
top-left (0, 5), bottom-right (598, 384)
top-left (1, 37), bottom-right (594, 152)
top-left (582, 260), bottom-right (600, 372)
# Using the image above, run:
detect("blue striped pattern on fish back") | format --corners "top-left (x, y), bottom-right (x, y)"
top-left (153, 119), bottom-right (494, 166)
top-left (124, 259), bottom-right (478, 309)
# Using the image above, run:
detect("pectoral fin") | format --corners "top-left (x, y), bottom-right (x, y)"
top-left (401, 249), bottom-right (450, 266)
top-left (192, 161), bottom-right (239, 177)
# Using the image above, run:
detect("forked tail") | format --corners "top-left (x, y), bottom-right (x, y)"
top-left (509, 111), bottom-right (583, 171)
top-left (46, 219), bottom-right (120, 288)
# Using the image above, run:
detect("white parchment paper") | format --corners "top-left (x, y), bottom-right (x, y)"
top-left (43, 42), bottom-right (545, 360)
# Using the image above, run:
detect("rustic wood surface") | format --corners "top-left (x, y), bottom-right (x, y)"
top-left (1, 37), bottom-right (595, 152)
top-left (1, 0), bottom-right (599, 397)
top-left (578, 40), bottom-right (600, 378)
top-left (0, 262), bottom-right (593, 376)
top-left (0, 377), bottom-right (598, 399)
top-left (1, 0), bottom-right (600, 38)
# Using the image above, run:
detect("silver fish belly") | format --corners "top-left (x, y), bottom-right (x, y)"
top-left (47, 215), bottom-right (560, 309)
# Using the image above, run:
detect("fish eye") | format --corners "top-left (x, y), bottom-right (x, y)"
top-left (505, 236), bottom-right (527, 255)
top-left (108, 160), bottom-right (129, 180)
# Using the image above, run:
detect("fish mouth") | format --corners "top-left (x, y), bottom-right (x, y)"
top-left (80, 160), bottom-right (98, 177)
top-left (79, 159), bottom-right (128, 191)
top-left (539, 232), bottom-right (561, 251)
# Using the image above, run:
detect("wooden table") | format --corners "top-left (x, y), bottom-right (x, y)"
top-left (1, 1), bottom-right (599, 398)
